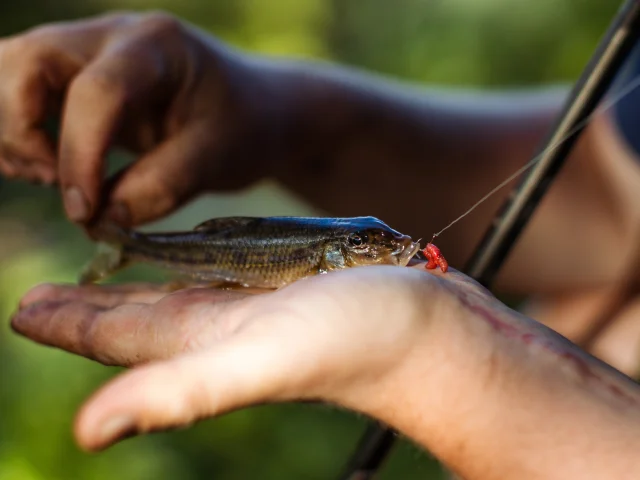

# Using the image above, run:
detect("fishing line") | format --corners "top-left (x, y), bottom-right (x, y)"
top-left (430, 73), bottom-right (640, 242)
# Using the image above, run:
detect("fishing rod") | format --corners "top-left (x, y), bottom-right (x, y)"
top-left (338, 0), bottom-right (640, 478)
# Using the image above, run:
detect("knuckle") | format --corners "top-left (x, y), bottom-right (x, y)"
top-left (1, 36), bottom-right (30, 60)
top-left (131, 179), bottom-right (180, 221)
top-left (80, 310), bottom-right (111, 356)
top-left (98, 10), bottom-right (136, 25)
top-left (91, 304), bottom-right (149, 365)
top-left (144, 364), bottom-right (205, 424)
top-left (3, 35), bottom-right (48, 67)
top-left (0, 39), bottom-right (52, 119)
top-left (49, 302), bottom-right (90, 348)
top-left (70, 68), bottom-right (129, 104)
top-left (138, 11), bottom-right (183, 38)
top-left (23, 23), bottom-right (66, 42)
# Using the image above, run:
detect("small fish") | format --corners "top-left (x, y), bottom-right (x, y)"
top-left (79, 216), bottom-right (421, 289)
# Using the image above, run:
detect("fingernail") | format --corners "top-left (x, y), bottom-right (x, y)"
top-left (10, 301), bottom-right (52, 332)
top-left (98, 415), bottom-right (137, 445)
top-left (64, 186), bottom-right (90, 222)
top-left (105, 202), bottom-right (131, 227)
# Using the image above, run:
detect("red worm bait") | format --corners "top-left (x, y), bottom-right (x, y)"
top-left (422, 243), bottom-right (448, 273)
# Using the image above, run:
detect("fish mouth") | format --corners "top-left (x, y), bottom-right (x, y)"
top-left (391, 237), bottom-right (421, 266)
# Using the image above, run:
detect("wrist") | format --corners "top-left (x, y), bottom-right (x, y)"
top-left (343, 277), bottom-right (640, 479)
top-left (321, 273), bottom-right (495, 456)
top-left (341, 286), bottom-right (495, 454)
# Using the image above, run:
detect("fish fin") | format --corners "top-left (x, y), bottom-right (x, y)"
top-left (209, 280), bottom-right (248, 290)
top-left (78, 242), bottom-right (131, 285)
top-left (320, 244), bottom-right (346, 271)
top-left (163, 277), bottom-right (220, 292)
top-left (163, 279), bottom-right (248, 292)
top-left (193, 217), bottom-right (256, 233)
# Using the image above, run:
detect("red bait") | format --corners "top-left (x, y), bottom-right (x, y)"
top-left (423, 243), bottom-right (448, 273)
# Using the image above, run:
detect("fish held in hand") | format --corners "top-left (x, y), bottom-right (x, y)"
top-left (79, 216), bottom-right (422, 289)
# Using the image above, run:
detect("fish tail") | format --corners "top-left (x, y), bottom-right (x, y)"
top-left (88, 221), bottom-right (131, 245)
top-left (79, 222), bottom-right (134, 285)
top-left (78, 242), bottom-right (131, 285)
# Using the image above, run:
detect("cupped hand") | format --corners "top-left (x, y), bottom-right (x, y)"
top-left (15, 261), bottom-right (640, 480)
top-left (11, 262), bottom-right (483, 452)
top-left (0, 12), bottom-right (280, 227)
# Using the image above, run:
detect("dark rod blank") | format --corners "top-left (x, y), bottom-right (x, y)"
top-left (338, 0), bottom-right (640, 478)
top-left (466, 0), bottom-right (640, 285)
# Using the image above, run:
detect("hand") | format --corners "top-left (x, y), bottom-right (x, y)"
top-left (0, 12), bottom-right (283, 227)
top-left (10, 262), bottom-right (477, 452)
top-left (12, 262), bottom-right (640, 479)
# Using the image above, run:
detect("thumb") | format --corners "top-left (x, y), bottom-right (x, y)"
top-left (99, 123), bottom-right (219, 227)
top-left (74, 333), bottom-right (301, 451)
top-left (58, 43), bottom-right (168, 224)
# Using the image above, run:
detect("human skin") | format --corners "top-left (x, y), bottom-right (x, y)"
top-left (11, 262), bottom-right (640, 480)
top-left (0, 12), bottom-right (638, 292)
top-left (3, 11), bottom-right (640, 475)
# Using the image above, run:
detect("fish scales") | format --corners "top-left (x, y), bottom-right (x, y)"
top-left (79, 216), bottom-right (421, 288)
top-left (120, 224), bottom-right (331, 286)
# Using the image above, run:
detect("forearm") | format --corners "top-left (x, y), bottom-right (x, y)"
top-left (348, 283), bottom-right (640, 479)
top-left (241, 55), bottom-right (640, 294)
top-left (258, 56), bottom-right (562, 250)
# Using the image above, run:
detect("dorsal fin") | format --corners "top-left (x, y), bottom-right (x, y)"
top-left (193, 217), bottom-right (257, 233)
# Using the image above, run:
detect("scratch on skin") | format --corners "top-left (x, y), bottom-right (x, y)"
top-left (456, 291), bottom-right (640, 407)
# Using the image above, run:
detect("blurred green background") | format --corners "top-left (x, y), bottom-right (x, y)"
top-left (0, 0), bottom-right (621, 479)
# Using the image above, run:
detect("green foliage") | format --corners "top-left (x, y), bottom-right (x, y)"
top-left (0, 1), bottom-right (621, 479)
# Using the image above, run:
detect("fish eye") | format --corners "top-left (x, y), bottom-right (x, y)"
top-left (348, 232), bottom-right (369, 246)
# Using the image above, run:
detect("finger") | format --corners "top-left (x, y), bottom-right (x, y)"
top-left (0, 132), bottom-right (57, 184)
top-left (74, 332), bottom-right (296, 451)
top-left (18, 282), bottom-right (169, 310)
top-left (12, 287), bottom-right (252, 367)
top-left (101, 123), bottom-right (215, 227)
top-left (0, 37), bottom-right (78, 182)
top-left (58, 41), bottom-right (169, 224)
top-left (11, 299), bottom-right (174, 367)
top-left (11, 300), bottom-right (110, 355)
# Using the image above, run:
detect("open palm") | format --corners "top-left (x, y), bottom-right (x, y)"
top-left (12, 261), bottom-right (470, 452)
